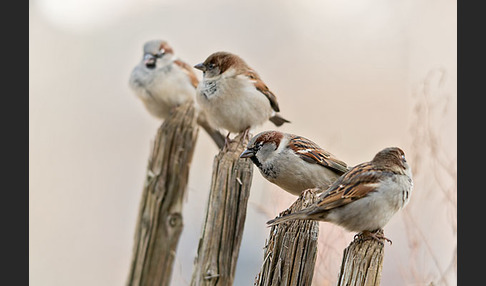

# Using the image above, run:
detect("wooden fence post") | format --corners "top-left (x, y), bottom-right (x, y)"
top-left (336, 231), bottom-right (385, 286)
top-left (190, 132), bottom-right (254, 286)
top-left (255, 189), bottom-right (320, 286)
top-left (126, 101), bottom-right (199, 286)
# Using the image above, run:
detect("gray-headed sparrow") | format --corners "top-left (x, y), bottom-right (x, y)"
top-left (267, 147), bottom-right (413, 243)
top-left (240, 131), bottom-right (349, 196)
top-left (129, 40), bottom-right (225, 148)
top-left (193, 52), bottom-right (290, 137)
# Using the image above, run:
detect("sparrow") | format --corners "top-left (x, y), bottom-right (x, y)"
top-left (266, 147), bottom-right (413, 243)
top-left (240, 131), bottom-right (349, 196)
top-left (129, 40), bottom-right (225, 149)
top-left (193, 52), bottom-right (290, 138)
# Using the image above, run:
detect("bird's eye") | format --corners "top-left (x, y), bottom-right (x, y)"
top-left (208, 63), bottom-right (216, 69)
top-left (401, 155), bottom-right (406, 162)
top-left (156, 48), bottom-right (165, 57)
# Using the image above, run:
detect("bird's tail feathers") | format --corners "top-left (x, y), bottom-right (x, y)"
top-left (266, 211), bottom-right (309, 227)
top-left (269, 114), bottom-right (291, 127)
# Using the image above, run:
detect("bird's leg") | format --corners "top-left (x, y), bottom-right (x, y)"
top-left (223, 132), bottom-right (233, 151)
top-left (354, 229), bottom-right (392, 245)
top-left (242, 127), bottom-right (251, 141)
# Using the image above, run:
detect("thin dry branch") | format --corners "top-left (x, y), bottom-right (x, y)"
top-left (126, 101), bottom-right (199, 286)
top-left (404, 68), bottom-right (456, 285)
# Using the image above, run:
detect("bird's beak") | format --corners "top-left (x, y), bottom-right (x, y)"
top-left (239, 149), bottom-right (255, 158)
top-left (194, 63), bottom-right (206, 72)
top-left (144, 54), bottom-right (156, 68)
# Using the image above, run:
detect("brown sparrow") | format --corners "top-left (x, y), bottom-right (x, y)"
top-left (267, 147), bottom-right (413, 243)
top-left (129, 40), bottom-right (225, 148)
top-left (193, 52), bottom-right (290, 137)
top-left (240, 131), bottom-right (349, 196)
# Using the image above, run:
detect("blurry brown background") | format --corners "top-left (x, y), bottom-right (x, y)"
top-left (29, 0), bottom-right (456, 285)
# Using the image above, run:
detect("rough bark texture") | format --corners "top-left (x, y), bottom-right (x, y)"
top-left (190, 133), bottom-right (254, 286)
top-left (254, 189), bottom-right (320, 286)
top-left (337, 231), bottom-right (385, 286)
top-left (126, 101), bottom-right (199, 286)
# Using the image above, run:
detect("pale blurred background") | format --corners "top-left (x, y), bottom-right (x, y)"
top-left (29, 0), bottom-right (457, 285)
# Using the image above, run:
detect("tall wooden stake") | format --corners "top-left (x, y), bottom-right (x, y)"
top-left (337, 231), bottom-right (385, 286)
top-left (255, 189), bottom-right (320, 286)
top-left (190, 133), bottom-right (254, 286)
top-left (126, 101), bottom-right (199, 286)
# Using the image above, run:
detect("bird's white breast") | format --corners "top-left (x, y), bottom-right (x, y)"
top-left (196, 72), bottom-right (273, 133)
top-left (256, 141), bottom-right (343, 196)
top-left (130, 62), bottom-right (195, 119)
top-left (325, 173), bottom-right (413, 232)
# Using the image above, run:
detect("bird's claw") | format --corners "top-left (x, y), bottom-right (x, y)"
top-left (354, 229), bottom-right (392, 245)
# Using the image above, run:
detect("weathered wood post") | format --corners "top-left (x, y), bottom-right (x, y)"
top-left (255, 188), bottom-right (385, 286)
top-left (254, 189), bottom-right (320, 286)
top-left (190, 132), bottom-right (254, 286)
top-left (337, 231), bottom-right (385, 286)
top-left (126, 101), bottom-right (199, 286)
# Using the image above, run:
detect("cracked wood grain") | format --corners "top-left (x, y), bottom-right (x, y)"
top-left (126, 101), bottom-right (199, 286)
top-left (337, 231), bottom-right (385, 286)
top-left (255, 189), bottom-right (319, 286)
top-left (190, 132), bottom-right (254, 286)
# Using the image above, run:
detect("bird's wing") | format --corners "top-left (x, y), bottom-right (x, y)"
top-left (288, 135), bottom-right (349, 174)
top-left (243, 70), bottom-right (280, 112)
top-left (174, 59), bottom-right (199, 88)
top-left (311, 163), bottom-right (385, 211)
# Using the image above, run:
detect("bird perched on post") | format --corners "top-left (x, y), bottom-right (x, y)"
top-left (266, 147), bottom-right (413, 244)
top-left (193, 52), bottom-right (290, 142)
top-left (129, 40), bottom-right (225, 149)
top-left (240, 131), bottom-right (349, 196)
